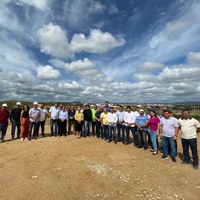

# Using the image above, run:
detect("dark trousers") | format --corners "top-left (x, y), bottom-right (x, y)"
top-left (29, 121), bottom-right (39, 139)
top-left (38, 120), bottom-right (45, 136)
top-left (102, 125), bottom-right (108, 139)
top-left (125, 126), bottom-right (138, 145)
top-left (96, 121), bottom-right (102, 138)
top-left (0, 123), bottom-right (8, 141)
top-left (11, 120), bottom-right (21, 139)
top-left (92, 121), bottom-right (96, 136)
top-left (138, 130), bottom-right (148, 148)
top-left (181, 138), bottom-right (198, 166)
top-left (117, 124), bottom-right (125, 141)
top-left (58, 119), bottom-right (67, 136)
top-left (68, 120), bottom-right (75, 134)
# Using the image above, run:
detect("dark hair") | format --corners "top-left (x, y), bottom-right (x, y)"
top-left (126, 105), bottom-right (131, 109)
top-left (182, 109), bottom-right (190, 113)
top-left (150, 110), bottom-right (157, 116)
top-left (23, 104), bottom-right (30, 110)
top-left (119, 105), bottom-right (123, 108)
top-left (163, 109), bottom-right (170, 113)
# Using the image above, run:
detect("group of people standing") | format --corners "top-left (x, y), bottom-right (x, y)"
top-left (0, 101), bottom-right (199, 170)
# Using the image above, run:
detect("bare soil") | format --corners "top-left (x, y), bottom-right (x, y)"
top-left (0, 124), bottom-right (200, 200)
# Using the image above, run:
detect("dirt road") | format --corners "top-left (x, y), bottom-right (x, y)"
top-left (0, 126), bottom-right (200, 200)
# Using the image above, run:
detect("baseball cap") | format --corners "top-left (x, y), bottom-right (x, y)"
top-left (33, 102), bottom-right (38, 105)
top-left (139, 109), bottom-right (144, 113)
top-left (16, 102), bottom-right (21, 106)
top-left (2, 103), bottom-right (8, 107)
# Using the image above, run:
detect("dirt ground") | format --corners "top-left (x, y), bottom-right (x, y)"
top-left (0, 124), bottom-right (200, 200)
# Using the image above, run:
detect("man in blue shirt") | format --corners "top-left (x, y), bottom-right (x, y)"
top-left (135, 109), bottom-right (149, 149)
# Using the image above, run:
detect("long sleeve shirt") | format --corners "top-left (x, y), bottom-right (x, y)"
top-left (108, 112), bottom-right (118, 126)
top-left (124, 111), bottom-right (137, 127)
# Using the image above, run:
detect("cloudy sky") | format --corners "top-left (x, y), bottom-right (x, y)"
top-left (1, 0), bottom-right (200, 103)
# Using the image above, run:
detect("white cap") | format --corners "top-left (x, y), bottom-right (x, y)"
top-left (2, 103), bottom-right (8, 107)
top-left (16, 102), bottom-right (21, 106)
top-left (33, 102), bottom-right (38, 105)
top-left (139, 109), bottom-right (144, 113)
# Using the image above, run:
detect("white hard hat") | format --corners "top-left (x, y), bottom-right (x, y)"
top-left (16, 102), bottom-right (21, 106)
top-left (33, 102), bottom-right (38, 105)
top-left (2, 103), bottom-right (8, 107)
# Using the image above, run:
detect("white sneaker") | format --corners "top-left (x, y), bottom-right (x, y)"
top-left (21, 138), bottom-right (24, 141)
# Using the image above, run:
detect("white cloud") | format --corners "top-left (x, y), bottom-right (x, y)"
top-left (37, 65), bottom-right (60, 80)
top-left (141, 62), bottom-right (165, 70)
top-left (37, 24), bottom-right (126, 58)
top-left (187, 51), bottom-right (200, 63)
top-left (70, 29), bottom-right (126, 54)
top-left (37, 23), bottom-right (72, 58)
top-left (1, 0), bottom-right (51, 10)
top-left (65, 58), bottom-right (104, 79)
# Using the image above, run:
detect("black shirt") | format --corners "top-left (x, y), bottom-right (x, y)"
top-left (22, 110), bottom-right (29, 118)
top-left (95, 111), bottom-right (102, 120)
top-left (83, 109), bottom-right (92, 121)
top-left (10, 108), bottom-right (22, 121)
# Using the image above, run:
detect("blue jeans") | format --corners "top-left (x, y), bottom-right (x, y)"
top-left (29, 121), bottom-right (39, 139)
top-left (50, 119), bottom-right (58, 136)
top-left (96, 121), bottom-right (102, 138)
top-left (117, 124), bottom-right (125, 141)
top-left (83, 121), bottom-right (91, 137)
top-left (181, 138), bottom-right (198, 166)
top-left (11, 120), bottom-right (21, 139)
top-left (149, 130), bottom-right (158, 151)
top-left (108, 125), bottom-right (117, 141)
top-left (125, 126), bottom-right (138, 145)
top-left (162, 136), bottom-right (176, 158)
top-left (0, 123), bottom-right (8, 141)
top-left (103, 125), bottom-right (108, 139)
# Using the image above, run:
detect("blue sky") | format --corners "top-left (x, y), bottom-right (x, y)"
top-left (0, 0), bottom-right (200, 103)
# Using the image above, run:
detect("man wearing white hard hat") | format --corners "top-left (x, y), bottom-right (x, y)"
top-left (29, 102), bottom-right (40, 140)
top-left (0, 103), bottom-right (9, 142)
top-left (10, 102), bottom-right (22, 140)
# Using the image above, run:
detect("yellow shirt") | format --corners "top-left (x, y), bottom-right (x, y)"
top-left (100, 112), bottom-right (108, 125)
top-left (75, 112), bottom-right (84, 121)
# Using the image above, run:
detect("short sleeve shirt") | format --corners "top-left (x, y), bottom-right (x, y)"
top-left (160, 117), bottom-right (179, 137)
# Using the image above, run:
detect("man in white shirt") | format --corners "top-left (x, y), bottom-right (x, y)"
top-left (38, 103), bottom-right (48, 137)
top-left (29, 102), bottom-right (40, 140)
top-left (58, 106), bottom-right (68, 137)
top-left (49, 103), bottom-right (60, 137)
top-left (116, 106), bottom-right (125, 143)
top-left (178, 109), bottom-right (200, 169)
top-left (124, 106), bottom-right (137, 145)
top-left (108, 107), bottom-right (118, 143)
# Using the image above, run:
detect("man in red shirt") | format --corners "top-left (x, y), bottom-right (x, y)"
top-left (0, 103), bottom-right (10, 143)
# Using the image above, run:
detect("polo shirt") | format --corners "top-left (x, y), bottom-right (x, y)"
top-left (160, 117), bottom-right (179, 137)
top-left (39, 108), bottom-right (48, 122)
top-left (91, 109), bottom-right (97, 122)
top-left (100, 112), bottom-right (108, 125)
top-left (178, 118), bottom-right (200, 139)
top-left (136, 115), bottom-right (149, 131)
